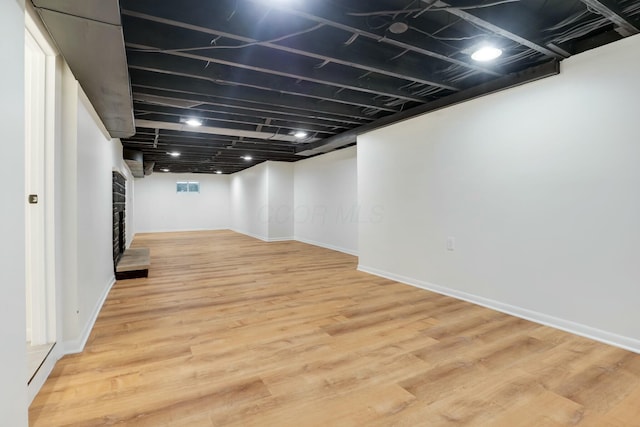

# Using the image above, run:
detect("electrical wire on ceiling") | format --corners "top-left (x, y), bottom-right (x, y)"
top-left (388, 49), bottom-right (410, 61)
top-left (623, 1), bottom-right (640, 15)
top-left (548, 16), bottom-right (610, 44)
top-left (314, 60), bottom-right (331, 69)
top-left (412, 86), bottom-right (447, 97)
top-left (344, 33), bottom-right (359, 46)
top-left (399, 81), bottom-right (426, 90)
top-left (127, 23), bottom-right (326, 54)
top-left (498, 49), bottom-right (541, 67)
top-left (266, 127), bottom-right (281, 141)
top-left (409, 25), bottom-right (486, 51)
top-left (346, 0), bottom-right (520, 17)
top-left (540, 3), bottom-right (623, 45)
top-left (543, 9), bottom-right (592, 32)
top-left (446, 68), bottom-right (478, 83)
top-left (362, 106), bottom-right (384, 116)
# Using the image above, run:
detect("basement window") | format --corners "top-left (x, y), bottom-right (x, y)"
top-left (177, 181), bottom-right (200, 193)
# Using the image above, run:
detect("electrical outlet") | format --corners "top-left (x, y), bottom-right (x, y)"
top-left (446, 236), bottom-right (455, 251)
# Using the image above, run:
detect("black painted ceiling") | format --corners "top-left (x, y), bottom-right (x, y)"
top-left (119, 0), bottom-right (640, 174)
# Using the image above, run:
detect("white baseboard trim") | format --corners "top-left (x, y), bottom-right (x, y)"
top-left (295, 237), bottom-right (358, 256)
top-left (27, 343), bottom-right (62, 405)
top-left (134, 227), bottom-right (228, 235)
top-left (230, 228), bottom-right (269, 242)
top-left (358, 264), bottom-right (640, 354)
top-left (266, 236), bottom-right (294, 242)
top-left (63, 276), bottom-right (116, 355)
top-left (230, 229), bottom-right (294, 243)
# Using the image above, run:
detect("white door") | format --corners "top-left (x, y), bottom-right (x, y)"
top-left (25, 29), bottom-right (53, 346)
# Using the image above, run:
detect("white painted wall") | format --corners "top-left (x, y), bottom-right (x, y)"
top-left (59, 62), bottom-right (80, 343)
top-left (76, 96), bottom-right (118, 340)
top-left (134, 173), bottom-right (230, 233)
top-left (57, 64), bottom-right (129, 354)
top-left (0, 0), bottom-right (28, 424)
top-left (358, 34), bottom-right (640, 351)
top-left (267, 162), bottom-right (294, 241)
top-left (230, 162), bottom-right (269, 240)
top-left (230, 161), bottom-right (295, 241)
top-left (294, 147), bottom-right (358, 255)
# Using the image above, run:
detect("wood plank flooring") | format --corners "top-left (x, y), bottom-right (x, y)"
top-left (29, 230), bottom-right (640, 426)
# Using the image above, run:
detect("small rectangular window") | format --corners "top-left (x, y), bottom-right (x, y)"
top-left (177, 181), bottom-right (199, 193)
top-left (176, 182), bottom-right (189, 193)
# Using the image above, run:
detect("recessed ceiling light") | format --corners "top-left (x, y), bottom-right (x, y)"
top-left (215, 170), bottom-right (223, 174)
top-left (185, 118), bottom-right (202, 127)
top-left (471, 46), bottom-right (502, 62)
top-left (168, 151), bottom-right (181, 157)
top-left (294, 131), bottom-right (308, 139)
top-left (161, 168), bottom-right (170, 172)
top-left (242, 155), bottom-right (253, 161)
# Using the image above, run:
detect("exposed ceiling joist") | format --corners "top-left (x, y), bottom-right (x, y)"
top-left (132, 88), bottom-right (371, 126)
top-left (121, 9), bottom-right (459, 91)
top-left (134, 104), bottom-right (339, 136)
top-left (128, 70), bottom-right (379, 120)
top-left (126, 51), bottom-right (402, 112)
top-left (244, 0), bottom-right (503, 77)
top-left (107, 0), bottom-right (640, 174)
top-left (125, 41), bottom-right (427, 104)
top-left (430, 1), bottom-right (565, 59)
top-left (577, 0), bottom-right (640, 35)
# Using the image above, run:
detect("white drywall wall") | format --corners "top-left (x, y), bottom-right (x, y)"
top-left (0, 0), bottom-right (28, 424)
top-left (294, 147), bottom-right (358, 255)
top-left (358, 34), bottom-right (640, 351)
top-left (134, 173), bottom-right (230, 233)
top-left (267, 162), bottom-right (294, 240)
top-left (76, 97), bottom-right (117, 338)
top-left (230, 162), bottom-right (269, 240)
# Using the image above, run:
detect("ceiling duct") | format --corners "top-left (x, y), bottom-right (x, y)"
top-left (143, 161), bottom-right (155, 176)
top-left (32, 0), bottom-right (135, 138)
top-left (123, 149), bottom-right (144, 178)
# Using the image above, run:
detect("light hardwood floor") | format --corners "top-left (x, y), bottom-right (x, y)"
top-left (30, 231), bottom-right (640, 426)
